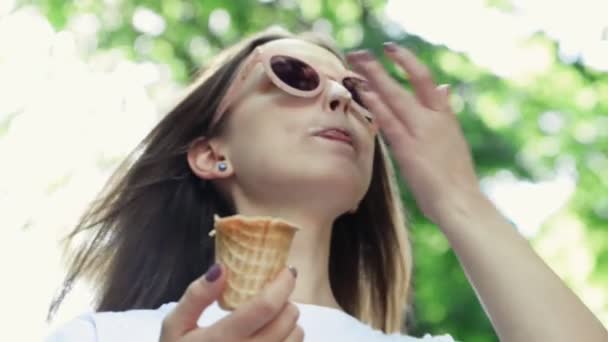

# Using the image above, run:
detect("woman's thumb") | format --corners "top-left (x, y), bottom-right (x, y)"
top-left (161, 263), bottom-right (226, 341)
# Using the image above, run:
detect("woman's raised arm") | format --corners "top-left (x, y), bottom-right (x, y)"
top-left (347, 43), bottom-right (608, 342)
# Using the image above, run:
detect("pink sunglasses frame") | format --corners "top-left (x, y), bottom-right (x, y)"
top-left (210, 45), bottom-right (379, 135)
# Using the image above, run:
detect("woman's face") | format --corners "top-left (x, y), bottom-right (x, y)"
top-left (215, 38), bottom-right (376, 216)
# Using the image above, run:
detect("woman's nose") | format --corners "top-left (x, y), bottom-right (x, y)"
top-left (324, 80), bottom-right (352, 113)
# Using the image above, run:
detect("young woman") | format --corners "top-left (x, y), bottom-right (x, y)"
top-left (46, 28), bottom-right (607, 341)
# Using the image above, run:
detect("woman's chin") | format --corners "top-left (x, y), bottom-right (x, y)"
top-left (303, 176), bottom-right (366, 202)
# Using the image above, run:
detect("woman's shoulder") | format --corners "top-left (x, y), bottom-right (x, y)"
top-left (295, 303), bottom-right (456, 342)
top-left (45, 303), bottom-right (175, 342)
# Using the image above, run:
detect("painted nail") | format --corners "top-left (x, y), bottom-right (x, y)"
top-left (288, 265), bottom-right (298, 278)
top-left (383, 42), bottom-right (398, 52)
top-left (358, 81), bottom-right (371, 92)
top-left (348, 50), bottom-right (374, 62)
top-left (438, 84), bottom-right (451, 97)
top-left (204, 263), bottom-right (222, 282)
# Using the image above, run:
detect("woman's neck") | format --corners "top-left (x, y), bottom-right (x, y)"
top-left (284, 218), bottom-right (342, 311)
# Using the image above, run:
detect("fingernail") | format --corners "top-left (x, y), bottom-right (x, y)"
top-left (383, 42), bottom-right (398, 52)
top-left (359, 81), bottom-right (371, 92)
top-left (347, 50), bottom-right (374, 62)
top-left (288, 265), bottom-right (298, 278)
top-left (204, 263), bottom-right (222, 282)
top-left (438, 84), bottom-right (451, 96)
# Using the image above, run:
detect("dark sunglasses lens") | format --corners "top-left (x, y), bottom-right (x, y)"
top-left (342, 77), bottom-right (368, 109)
top-left (270, 55), bottom-right (320, 91)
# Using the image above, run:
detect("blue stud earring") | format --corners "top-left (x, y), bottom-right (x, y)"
top-left (218, 162), bottom-right (227, 172)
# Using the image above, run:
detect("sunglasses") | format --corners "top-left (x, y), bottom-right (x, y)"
top-left (211, 45), bottom-right (379, 135)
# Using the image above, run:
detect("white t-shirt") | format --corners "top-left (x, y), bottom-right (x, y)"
top-left (46, 301), bottom-right (456, 341)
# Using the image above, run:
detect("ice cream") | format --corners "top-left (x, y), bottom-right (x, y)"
top-left (210, 214), bottom-right (299, 310)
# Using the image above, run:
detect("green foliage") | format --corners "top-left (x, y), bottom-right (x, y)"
top-left (31, 0), bottom-right (607, 341)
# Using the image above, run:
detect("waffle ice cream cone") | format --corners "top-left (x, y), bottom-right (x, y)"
top-left (210, 214), bottom-right (299, 311)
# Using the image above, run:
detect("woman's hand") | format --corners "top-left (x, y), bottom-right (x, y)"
top-left (160, 264), bottom-right (303, 342)
top-left (347, 43), bottom-right (481, 224)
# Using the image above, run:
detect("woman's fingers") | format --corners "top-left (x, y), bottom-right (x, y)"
top-left (436, 84), bottom-right (452, 113)
top-left (346, 51), bottom-right (419, 129)
top-left (212, 267), bottom-right (297, 338)
top-left (160, 264), bottom-right (226, 342)
top-left (250, 302), bottom-right (300, 341)
top-left (382, 43), bottom-right (444, 111)
top-left (347, 44), bottom-right (453, 136)
top-left (160, 265), bottom-right (300, 342)
top-left (358, 89), bottom-right (411, 148)
top-left (283, 325), bottom-right (305, 342)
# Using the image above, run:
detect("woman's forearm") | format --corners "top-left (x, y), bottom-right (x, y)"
top-left (436, 193), bottom-right (608, 342)
top-left (344, 44), bottom-right (607, 340)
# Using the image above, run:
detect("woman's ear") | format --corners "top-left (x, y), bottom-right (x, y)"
top-left (187, 137), bottom-right (233, 180)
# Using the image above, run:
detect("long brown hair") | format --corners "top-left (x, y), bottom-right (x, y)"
top-left (48, 27), bottom-right (413, 333)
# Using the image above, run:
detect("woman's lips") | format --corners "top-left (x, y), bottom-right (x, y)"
top-left (315, 129), bottom-right (353, 146)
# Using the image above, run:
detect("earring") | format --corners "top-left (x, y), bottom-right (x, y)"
top-left (218, 162), bottom-right (227, 172)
